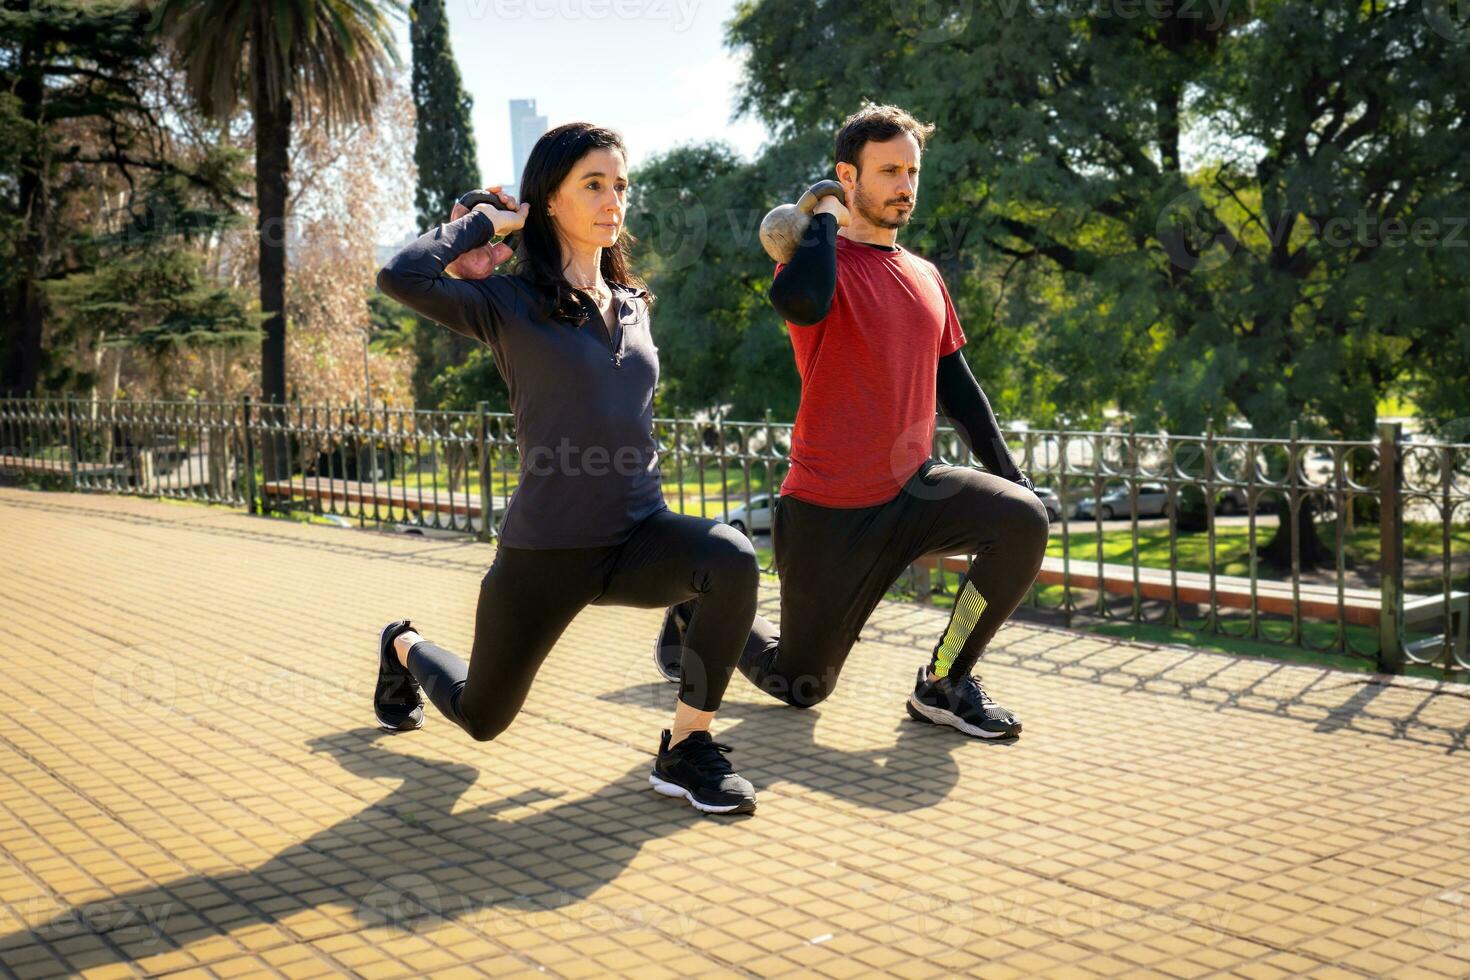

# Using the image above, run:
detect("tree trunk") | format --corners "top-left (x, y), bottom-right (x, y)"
top-left (2, 33), bottom-right (48, 399)
top-left (88, 329), bottom-right (107, 404)
top-left (94, 346), bottom-right (123, 464)
top-left (253, 41), bottom-right (293, 479)
top-left (203, 348), bottom-right (222, 496)
top-left (1258, 492), bottom-right (1335, 573)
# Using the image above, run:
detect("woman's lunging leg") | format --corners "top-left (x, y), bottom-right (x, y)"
top-left (598, 509), bottom-right (759, 731)
top-left (397, 547), bottom-right (599, 742)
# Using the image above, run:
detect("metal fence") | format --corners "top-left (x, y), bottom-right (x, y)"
top-left (3, 396), bottom-right (1465, 678)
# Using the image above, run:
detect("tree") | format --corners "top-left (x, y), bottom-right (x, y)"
top-left (151, 0), bottom-right (402, 476)
top-left (0, 0), bottom-right (236, 398)
top-left (406, 0), bottom-right (490, 408)
top-left (47, 159), bottom-right (252, 402)
top-left (409, 0), bottom-right (477, 232)
top-left (723, 0), bottom-right (1470, 570)
top-left (629, 136), bottom-right (831, 420)
top-left (278, 72), bottom-right (416, 411)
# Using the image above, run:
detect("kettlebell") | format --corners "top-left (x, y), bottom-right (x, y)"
top-left (758, 180), bottom-right (848, 263)
top-left (458, 189), bottom-right (521, 252)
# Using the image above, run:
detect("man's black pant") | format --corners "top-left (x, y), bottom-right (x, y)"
top-left (738, 459), bottom-right (1050, 707)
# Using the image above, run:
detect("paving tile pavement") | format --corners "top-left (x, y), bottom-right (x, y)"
top-left (2, 487), bottom-right (1470, 979)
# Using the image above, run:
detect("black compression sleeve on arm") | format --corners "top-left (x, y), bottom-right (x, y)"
top-left (768, 212), bottom-right (838, 326)
top-left (376, 209), bottom-right (502, 345)
top-left (936, 350), bottom-right (1023, 481)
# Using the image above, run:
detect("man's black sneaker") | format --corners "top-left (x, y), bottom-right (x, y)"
top-left (651, 600), bottom-right (694, 683)
top-left (907, 667), bottom-right (1022, 738)
top-left (375, 620), bottom-right (423, 731)
top-left (648, 729), bottom-right (756, 814)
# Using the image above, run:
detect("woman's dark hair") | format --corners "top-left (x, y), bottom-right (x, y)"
top-left (510, 122), bottom-right (651, 324)
top-left (834, 103), bottom-right (936, 175)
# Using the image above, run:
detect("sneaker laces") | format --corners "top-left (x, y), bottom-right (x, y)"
top-left (678, 736), bottom-right (736, 777)
top-left (955, 674), bottom-right (995, 707)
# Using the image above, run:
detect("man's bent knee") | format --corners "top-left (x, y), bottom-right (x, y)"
top-left (1016, 492), bottom-right (1051, 552)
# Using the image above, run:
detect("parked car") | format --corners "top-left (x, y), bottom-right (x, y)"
top-left (1075, 483), bottom-right (1251, 520)
top-left (715, 493), bottom-right (774, 535)
top-left (1075, 482), bottom-right (1172, 520)
top-left (1215, 487), bottom-right (1248, 514)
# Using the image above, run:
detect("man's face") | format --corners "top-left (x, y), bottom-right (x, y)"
top-left (847, 134), bottom-right (920, 230)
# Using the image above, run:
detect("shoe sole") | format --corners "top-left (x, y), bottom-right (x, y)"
top-left (906, 697), bottom-right (1021, 739)
top-left (376, 621), bottom-right (423, 732)
top-left (648, 773), bottom-right (755, 814)
top-left (374, 710), bottom-right (423, 732)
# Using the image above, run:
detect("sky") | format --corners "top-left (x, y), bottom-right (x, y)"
top-left (372, 2), bottom-right (1251, 247)
top-left (380, 0), bottom-right (773, 241)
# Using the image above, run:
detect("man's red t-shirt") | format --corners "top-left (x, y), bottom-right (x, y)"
top-left (775, 235), bottom-right (966, 507)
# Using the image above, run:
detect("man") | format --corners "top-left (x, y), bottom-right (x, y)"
top-left (655, 104), bottom-right (1050, 738)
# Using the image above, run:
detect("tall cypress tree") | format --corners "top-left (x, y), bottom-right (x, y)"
top-left (410, 0), bottom-right (478, 230)
top-left (407, 0), bottom-right (496, 407)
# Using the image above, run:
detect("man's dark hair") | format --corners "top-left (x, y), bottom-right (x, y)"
top-left (834, 103), bottom-right (936, 173)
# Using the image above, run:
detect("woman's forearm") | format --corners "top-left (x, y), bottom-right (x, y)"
top-left (376, 210), bottom-right (501, 344)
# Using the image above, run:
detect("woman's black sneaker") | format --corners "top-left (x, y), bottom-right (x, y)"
top-left (907, 667), bottom-right (1022, 738)
top-left (375, 620), bottom-right (423, 731)
top-left (648, 730), bottom-right (756, 814)
top-left (651, 600), bottom-right (694, 683)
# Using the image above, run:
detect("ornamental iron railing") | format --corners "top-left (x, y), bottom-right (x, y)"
top-left (3, 396), bottom-right (1464, 677)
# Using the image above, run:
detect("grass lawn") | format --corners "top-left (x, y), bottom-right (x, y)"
top-left (324, 463), bottom-right (780, 505)
top-left (892, 578), bottom-right (1461, 681)
top-left (1048, 521), bottom-right (1469, 589)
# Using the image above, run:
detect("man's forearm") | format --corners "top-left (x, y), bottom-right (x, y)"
top-left (768, 212), bottom-right (838, 326)
top-left (936, 351), bottom-right (1024, 481)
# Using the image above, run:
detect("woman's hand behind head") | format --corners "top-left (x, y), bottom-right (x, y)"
top-left (445, 186), bottom-right (526, 279)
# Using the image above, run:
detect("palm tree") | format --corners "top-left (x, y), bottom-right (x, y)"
top-left (151, 0), bottom-right (402, 478)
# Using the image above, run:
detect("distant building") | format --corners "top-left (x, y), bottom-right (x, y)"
top-left (504, 98), bottom-right (547, 200)
top-left (376, 100), bottom-right (547, 258)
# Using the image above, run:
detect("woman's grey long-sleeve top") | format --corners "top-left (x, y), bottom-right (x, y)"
top-left (376, 209), bottom-right (667, 549)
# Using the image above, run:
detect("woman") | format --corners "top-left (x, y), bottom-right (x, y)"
top-left (374, 123), bottom-right (758, 814)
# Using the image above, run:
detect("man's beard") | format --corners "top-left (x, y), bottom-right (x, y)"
top-left (853, 182), bottom-right (914, 231)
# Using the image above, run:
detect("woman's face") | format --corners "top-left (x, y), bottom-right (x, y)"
top-left (546, 147), bottom-right (628, 257)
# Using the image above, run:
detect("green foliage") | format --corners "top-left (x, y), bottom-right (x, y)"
top-left (404, 0), bottom-right (500, 411)
top-left (630, 137), bottom-right (832, 418)
top-left (409, 0), bottom-right (479, 230)
top-left (367, 290), bottom-right (416, 352)
top-left (708, 0), bottom-right (1470, 438)
top-left (0, 90), bottom-right (27, 301)
top-left (426, 346), bottom-right (510, 413)
top-left (0, 0), bottom-right (174, 395)
top-left (48, 247), bottom-right (262, 357)
top-left (149, 0), bottom-right (403, 128)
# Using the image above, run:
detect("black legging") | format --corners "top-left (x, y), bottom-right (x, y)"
top-left (406, 508), bottom-right (758, 741)
top-left (738, 459), bottom-right (1049, 708)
